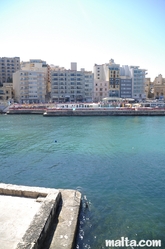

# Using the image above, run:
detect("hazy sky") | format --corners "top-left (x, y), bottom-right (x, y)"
top-left (0, 0), bottom-right (165, 80)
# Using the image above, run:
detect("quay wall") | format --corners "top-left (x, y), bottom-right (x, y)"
top-left (43, 109), bottom-right (165, 116)
top-left (7, 109), bottom-right (45, 114)
top-left (6, 108), bottom-right (165, 116)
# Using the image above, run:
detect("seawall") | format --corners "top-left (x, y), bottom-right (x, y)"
top-left (6, 109), bottom-right (45, 114)
top-left (6, 108), bottom-right (165, 116)
top-left (43, 109), bottom-right (165, 116)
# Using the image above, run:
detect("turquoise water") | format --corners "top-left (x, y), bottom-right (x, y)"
top-left (0, 115), bottom-right (165, 248)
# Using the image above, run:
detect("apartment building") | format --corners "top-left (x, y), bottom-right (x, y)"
top-left (93, 60), bottom-right (122, 101)
top-left (93, 59), bottom-right (147, 101)
top-left (93, 63), bottom-right (109, 102)
top-left (0, 83), bottom-right (14, 102)
top-left (120, 76), bottom-right (132, 98)
top-left (84, 70), bottom-right (94, 102)
top-left (93, 80), bottom-right (109, 102)
top-left (0, 57), bottom-right (20, 84)
top-left (119, 65), bottom-right (132, 98)
top-left (51, 63), bottom-right (93, 102)
top-left (93, 60), bottom-right (132, 100)
top-left (13, 59), bottom-right (47, 103)
top-left (153, 74), bottom-right (165, 99)
top-left (108, 59), bottom-right (120, 97)
top-left (129, 66), bottom-right (147, 100)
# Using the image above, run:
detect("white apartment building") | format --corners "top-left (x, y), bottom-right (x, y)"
top-left (51, 63), bottom-right (93, 102)
top-left (13, 59), bottom-right (47, 103)
top-left (0, 57), bottom-right (20, 84)
top-left (129, 66), bottom-right (147, 100)
top-left (84, 70), bottom-right (94, 102)
top-left (93, 63), bottom-right (109, 102)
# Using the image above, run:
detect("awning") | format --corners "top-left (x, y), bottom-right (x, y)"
top-left (102, 97), bottom-right (123, 101)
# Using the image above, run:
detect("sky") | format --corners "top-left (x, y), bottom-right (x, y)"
top-left (0, 0), bottom-right (165, 81)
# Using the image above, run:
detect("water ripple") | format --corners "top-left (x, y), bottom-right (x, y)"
top-left (1, 115), bottom-right (165, 248)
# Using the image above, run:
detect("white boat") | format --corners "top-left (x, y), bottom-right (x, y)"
top-left (54, 102), bottom-right (102, 109)
top-left (45, 103), bottom-right (103, 111)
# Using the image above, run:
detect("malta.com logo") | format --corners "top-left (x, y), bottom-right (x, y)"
top-left (105, 237), bottom-right (161, 247)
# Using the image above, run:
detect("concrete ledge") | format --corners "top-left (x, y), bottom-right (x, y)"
top-left (49, 190), bottom-right (81, 249)
top-left (0, 184), bottom-right (60, 249)
top-left (0, 183), bottom-right (58, 197)
top-left (0, 184), bottom-right (81, 249)
top-left (16, 193), bottom-right (60, 249)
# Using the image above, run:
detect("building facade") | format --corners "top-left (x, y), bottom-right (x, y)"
top-left (119, 65), bottom-right (132, 98)
top-left (0, 83), bottom-right (14, 102)
top-left (13, 59), bottom-right (47, 103)
top-left (0, 57), bottom-right (20, 85)
top-left (93, 60), bottom-right (134, 100)
top-left (129, 66), bottom-right (147, 100)
top-left (51, 63), bottom-right (93, 102)
top-left (93, 63), bottom-right (109, 102)
top-left (153, 74), bottom-right (165, 99)
top-left (84, 71), bottom-right (94, 102)
top-left (120, 76), bottom-right (132, 98)
top-left (108, 59), bottom-right (120, 97)
top-left (145, 78), bottom-right (154, 98)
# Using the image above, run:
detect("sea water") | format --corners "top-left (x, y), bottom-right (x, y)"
top-left (0, 115), bottom-right (165, 248)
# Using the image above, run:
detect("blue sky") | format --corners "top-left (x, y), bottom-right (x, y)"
top-left (0, 0), bottom-right (165, 80)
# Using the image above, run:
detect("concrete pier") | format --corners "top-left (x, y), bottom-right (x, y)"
top-left (0, 183), bottom-right (81, 249)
